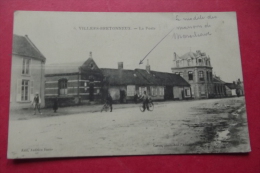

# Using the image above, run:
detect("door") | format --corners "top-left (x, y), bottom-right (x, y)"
top-left (164, 86), bottom-right (173, 100)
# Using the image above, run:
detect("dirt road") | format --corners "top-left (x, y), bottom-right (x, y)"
top-left (8, 97), bottom-right (250, 158)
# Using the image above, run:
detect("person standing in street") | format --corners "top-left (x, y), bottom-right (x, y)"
top-left (106, 93), bottom-right (113, 112)
top-left (53, 97), bottom-right (59, 113)
top-left (32, 92), bottom-right (42, 115)
top-left (139, 91), bottom-right (149, 111)
top-left (134, 91), bottom-right (138, 104)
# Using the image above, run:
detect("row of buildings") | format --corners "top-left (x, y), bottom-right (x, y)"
top-left (10, 34), bottom-right (244, 109)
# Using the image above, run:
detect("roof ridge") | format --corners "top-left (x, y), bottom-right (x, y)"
top-left (24, 35), bottom-right (46, 62)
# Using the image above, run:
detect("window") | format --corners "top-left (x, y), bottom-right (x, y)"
top-left (207, 71), bottom-right (209, 81)
top-left (21, 80), bottom-right (29, 101)
top-left (188, 71), bottom-right (193, 80)
top-left (200, 85), bottom-right (205, 94)
top-left (58, 79), bottom-right (68, 95)
top-left (199, 71), bottom-right (204, 81)
top-left (139, 87), bottom-right (147, 95)
top-left (159, 87), bottom-right (164, 96)
top-left (185, 89), bottom-right (191, 96)
top-left (90, 63), bottom-right (94, 70)
top-left (22, 58), bottom-right (30, 75)
top-left (198, 58), bottom-right (202, 65)
top-left (187, 59), bottom-right (190, 66)
top-left (209, 72), bottom-right (212, 81)
top-left (151, 87), bottom-right (157, 96)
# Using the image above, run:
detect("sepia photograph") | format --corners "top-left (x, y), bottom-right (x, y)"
top-left (8, 11), bottom-right (250, 158)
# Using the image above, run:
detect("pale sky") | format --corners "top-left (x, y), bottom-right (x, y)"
top-left (13, 11), bottom-right (244, 82)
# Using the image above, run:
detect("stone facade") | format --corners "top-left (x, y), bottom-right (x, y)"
top-left (171, 50), bottom-right (214, 99)
top-left (10, 35), bottom-right (46, 109)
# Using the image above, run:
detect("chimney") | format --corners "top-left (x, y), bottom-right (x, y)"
top-left (146, 59), bottom-right (150, 73)
top-left (118, 62), bottom-right (123, 70)
top-left (89, 52), bottom-right (92, 59)
top-left (174, 52), bottom-right (177, 61)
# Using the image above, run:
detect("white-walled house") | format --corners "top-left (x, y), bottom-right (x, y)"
top-left (10, 34), bottom-right (46, 109)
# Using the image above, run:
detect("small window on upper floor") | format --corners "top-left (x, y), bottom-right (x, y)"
top-left (199, 71), bottom-right (204, 81)
top-left (22, 58), bottom-right (30, 75)
top-left (188, 71), bottom-right (193, 80)
top-left (90, 63), bottom-right (94, 70)
top-left (187, 59), bottom-right (191, 66)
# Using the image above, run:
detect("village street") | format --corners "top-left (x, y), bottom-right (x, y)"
top-left (8, 97), bottom-right (250, 158)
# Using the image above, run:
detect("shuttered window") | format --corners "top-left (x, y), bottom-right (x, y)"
top-left (22, 58), bottom-right (30, 75)
top-left (188, 71), bottom-right (193, 80)
top-left (21, 80), bottom-right (29, 101)
top-left (199, 71), bottom-right (204, 81)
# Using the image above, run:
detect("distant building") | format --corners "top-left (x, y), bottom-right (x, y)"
top-left (212, 76), bottom-right (227, 97)
top-left (171, 50), bottom-right (214, 99)
top-left (225, 79), bottom-right (244, 97)
top-left (225, 82), bottom-right (238, 97)
top-left (44, 52), bottom-right (103, 106)
top-left (102, 61), bottom-right (191, 102)
top-left (10, 34), bottom-right (46, 109)
top-left (236, 78), bottom-right (244, 96)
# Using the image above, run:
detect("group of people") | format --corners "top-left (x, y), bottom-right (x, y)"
top-left (106, 90), bottom-right (151, 112)
top-left (31, 92), bottom-right (58, 115)
top-left (31, 90), bottom-right (151, 115)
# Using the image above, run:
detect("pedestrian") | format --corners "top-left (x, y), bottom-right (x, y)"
top-left (53, 97), bottom-right (59, 113)
top-left (106, 93), bottom-right (113, 112)
top-left (139, 91), bottom-right (149, 111)
top-left (134, 92), bottom-right (138, 104)
top-left (31, 92), bottom-right (42, 115)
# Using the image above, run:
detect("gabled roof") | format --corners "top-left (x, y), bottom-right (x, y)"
top-left (135, 69), bottom-right (190, 87)
top-left (80, 58), bottom-right (103, 75)
top-left (12, 34), bottom-right (46, 62)
top-left (213, 77), bottom-right (226, 84)
top-left (100, 68), bottom-right (150, 85)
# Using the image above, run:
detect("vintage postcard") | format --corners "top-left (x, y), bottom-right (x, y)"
top-left (8, 11), bottom-right (250, 159)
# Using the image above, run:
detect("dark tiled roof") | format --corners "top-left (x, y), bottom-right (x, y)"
top-left (179, 52), bottom-right (197, 59)
top-left (12, 34), bottom-right (46, 61)
top-left (135, 69), bottom-right (190, 86)
top-left (225, 83), bottom-right (238, 89)
top-left (178, 51), bottom-right (207, 60)
top-left (101, 68), bottom-right (150, 85)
